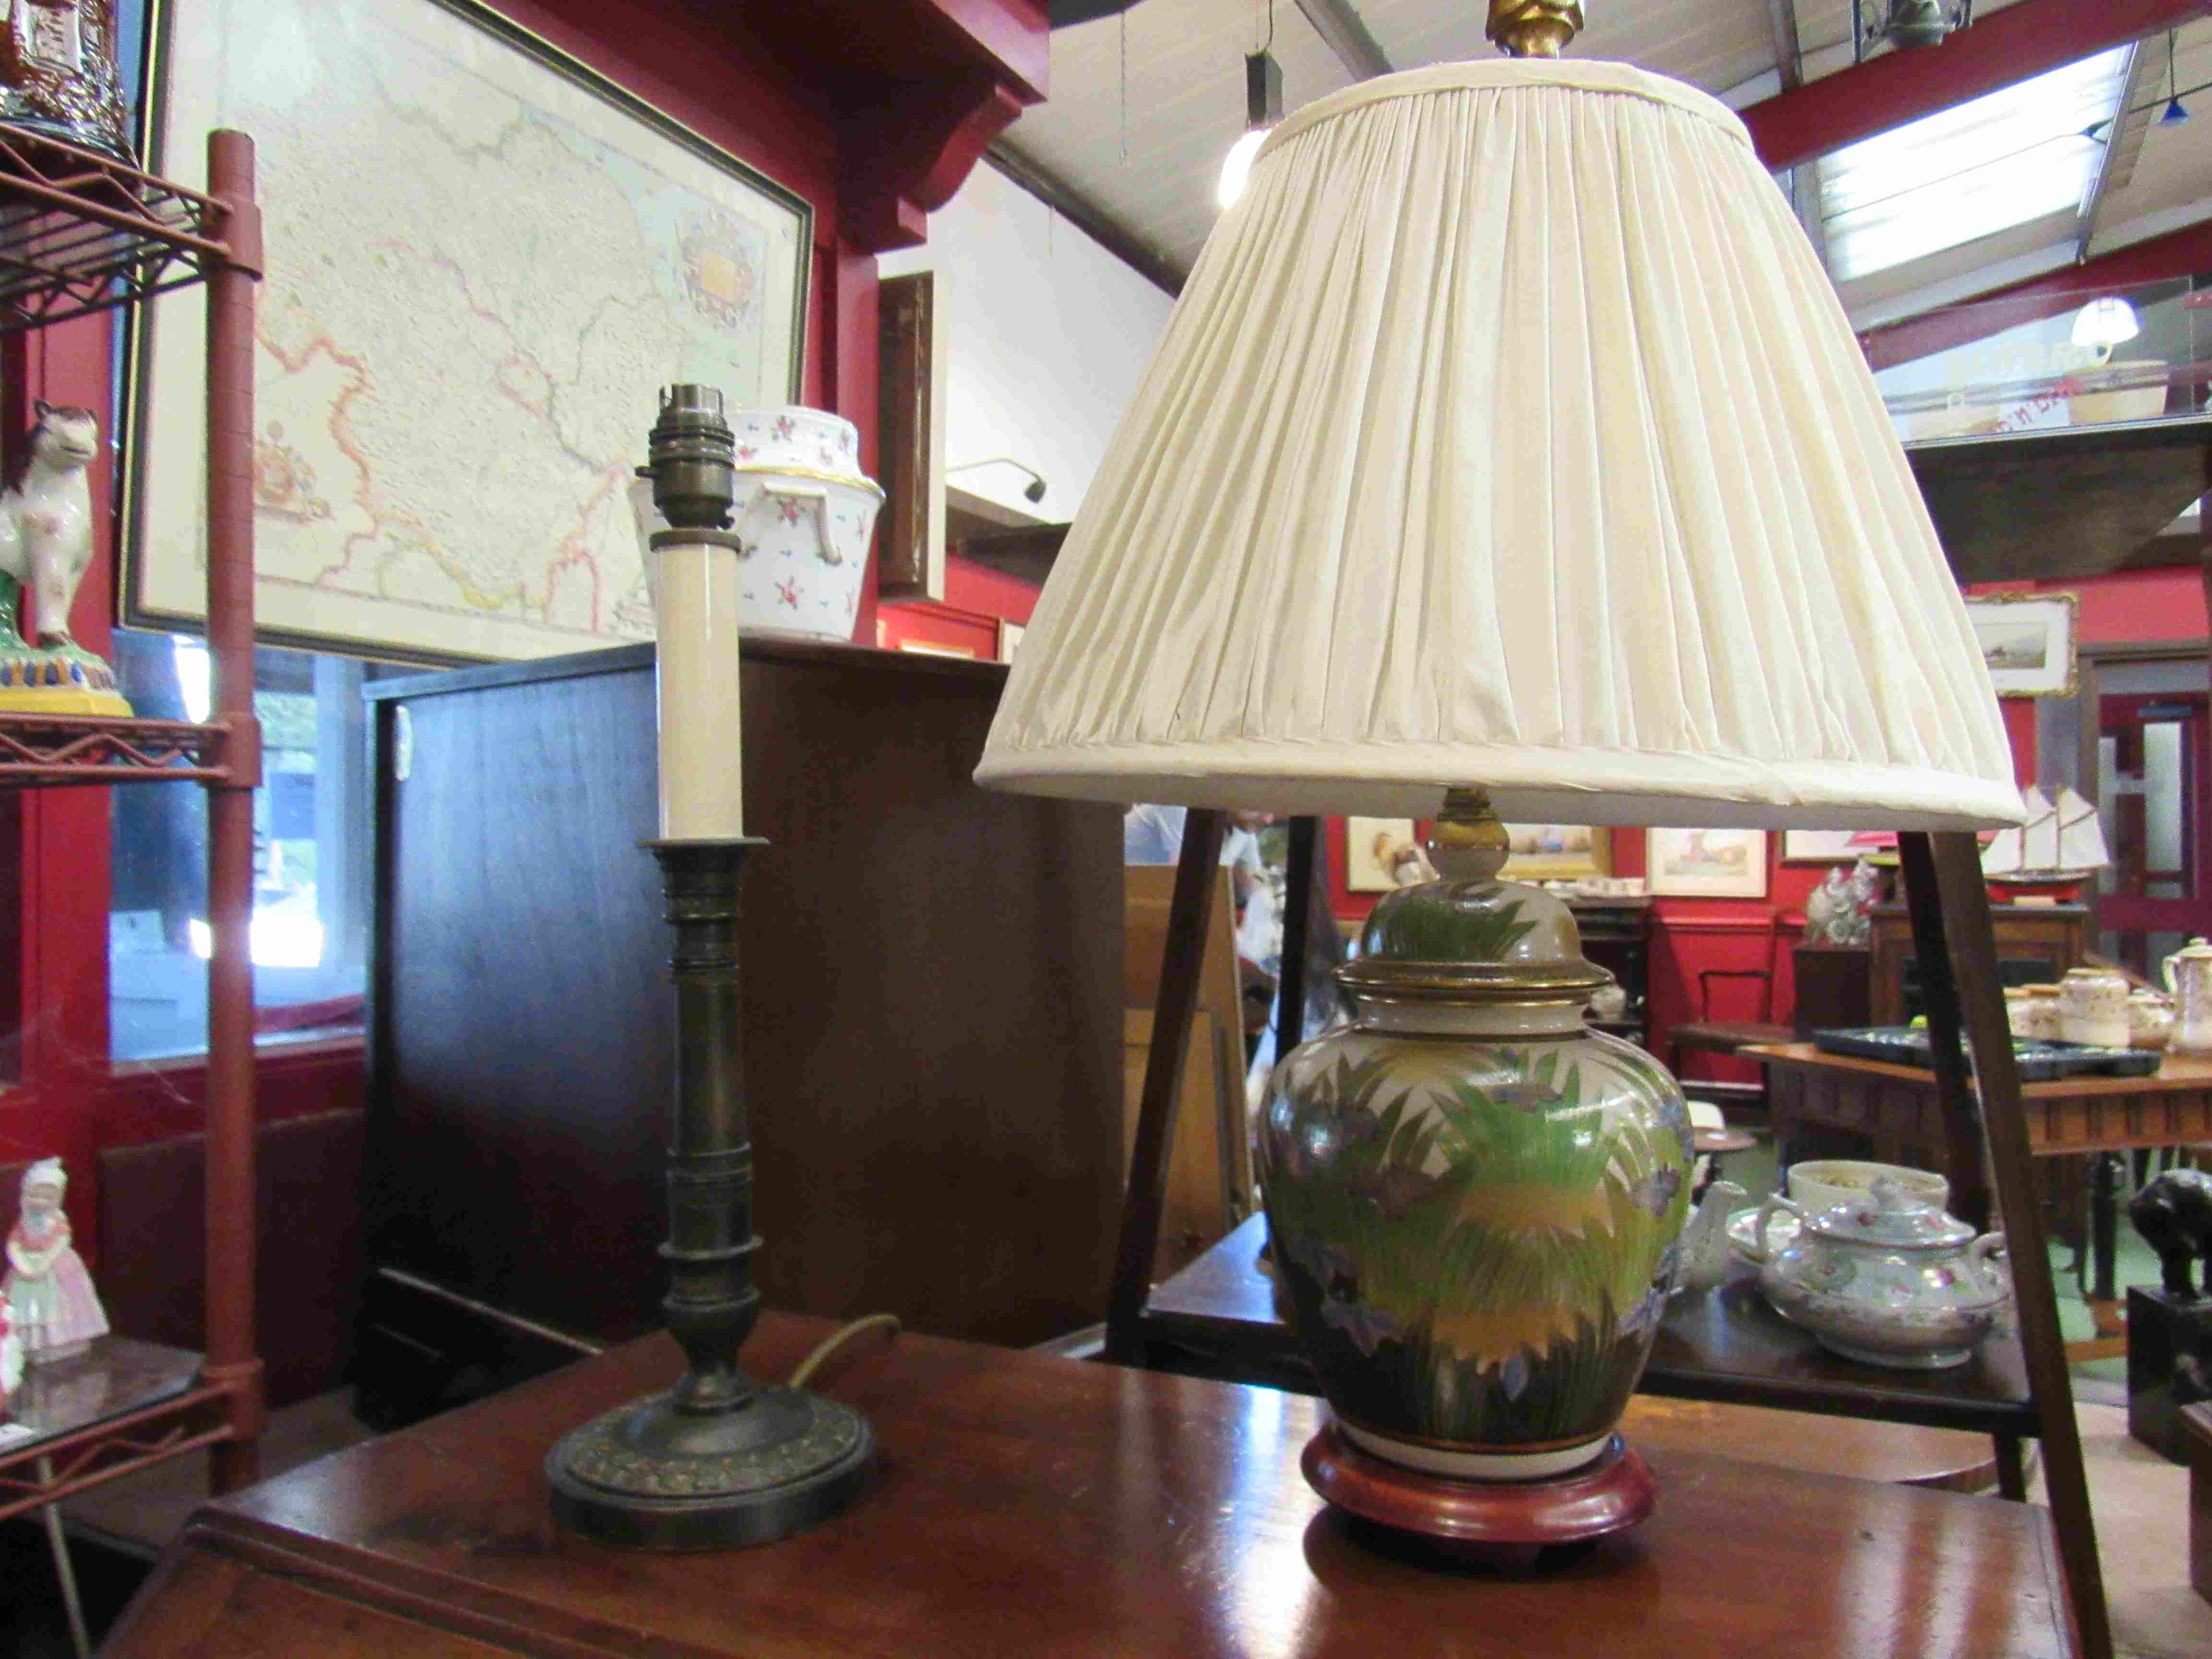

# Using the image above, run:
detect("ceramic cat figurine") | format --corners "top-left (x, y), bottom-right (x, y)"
top-left (0, 400), bottom-right (97, 648)
top-left (0, 401), bottom-right (129, 714)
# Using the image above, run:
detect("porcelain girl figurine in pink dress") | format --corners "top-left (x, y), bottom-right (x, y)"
top-left (0, 1293), bottom-right (20, 1413)
top-left (5, 1159), bottom-right (107, 1363)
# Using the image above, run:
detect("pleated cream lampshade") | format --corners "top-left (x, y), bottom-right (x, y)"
top-left (976, 58), bottom-right (2023, 830)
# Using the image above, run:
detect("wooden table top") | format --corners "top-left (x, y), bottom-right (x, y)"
top-left (1748, 1041), bottom-right (2212, 1097)
top-left (112, 1313), bottom-right (2076, 1658)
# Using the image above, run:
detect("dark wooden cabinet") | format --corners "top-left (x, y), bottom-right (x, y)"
top-left (1869, 903), bottom-right (2089, 1024)
top-left (1792, 943), bottom-right (1872, 1036)
top-left (359, 639), bottom-right (1120, 1422)
top-left (1571, 897), bottom-right (1653, 1048)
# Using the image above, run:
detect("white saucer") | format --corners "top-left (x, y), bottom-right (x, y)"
top-left (1726, 1206), bottom-right (1801, 1265)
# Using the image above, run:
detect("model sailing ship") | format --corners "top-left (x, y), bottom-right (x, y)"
top-left (1981, 785), bottom-right (2110, 901)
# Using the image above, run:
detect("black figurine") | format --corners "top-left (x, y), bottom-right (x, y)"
top-left (2130, 1168), bottom-right (2212, 1299)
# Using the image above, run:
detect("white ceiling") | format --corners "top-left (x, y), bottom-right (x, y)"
top-left (996, 0), bottom-right (2212, 330)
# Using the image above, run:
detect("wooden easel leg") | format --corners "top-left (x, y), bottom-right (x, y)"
top-left (1921, 830), bottom-right (2113, 1659)
top-left (1106, 810), bottom-right (1226, 1366)
top-left (1894, 833), bottom-right (1992, 1230)
top-left (1274, 818), bottom-right (1317, 1064)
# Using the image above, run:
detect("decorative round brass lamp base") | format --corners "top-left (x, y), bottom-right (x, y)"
top-left (548, 1381), bottom-right (873, 1552)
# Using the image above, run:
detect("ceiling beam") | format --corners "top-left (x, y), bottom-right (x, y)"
top-left (1292, 0), bottom-right (1392, 81)
top-left (2079, 43), bottom-right (2154, 260)
top-left (985, 142), bottom-right (1186, 296)
top-left (1739, 0), bottom-right (2212, 170)
top-left (1857, 216), bottom-right (2212, 370)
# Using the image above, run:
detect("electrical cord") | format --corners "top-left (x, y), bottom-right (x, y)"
top-left (787, 1312), bottom-right (901, 1390)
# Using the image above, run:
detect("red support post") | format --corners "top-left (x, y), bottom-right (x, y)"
top-left (200, 128), bottom-right (264, 1493)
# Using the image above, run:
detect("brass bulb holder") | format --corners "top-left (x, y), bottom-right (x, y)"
top-left (1487, 0), bottom-right (1585, 57)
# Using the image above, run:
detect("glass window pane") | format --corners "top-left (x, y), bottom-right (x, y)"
top-left (2143, 721), bottom-right (2185, 876)
top-left (108, 630), bottom-right (390, 1061)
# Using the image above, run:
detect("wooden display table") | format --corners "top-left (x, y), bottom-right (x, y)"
top-left (108, 1313), bottom-right (2078, 1657)
top-left (1753, 1044), bottom-right (2212, 1162)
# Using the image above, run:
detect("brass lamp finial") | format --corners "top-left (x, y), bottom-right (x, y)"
top-left (1487, 0), bottom-right (1584, 56)
top-left (1427, 786), bottom-right (1511, 883)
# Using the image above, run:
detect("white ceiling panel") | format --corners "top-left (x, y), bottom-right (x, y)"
top-left (995, 0), bottom-right (2212, 339)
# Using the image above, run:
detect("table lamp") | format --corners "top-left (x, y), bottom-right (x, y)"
top-left (976, 0), bottom-right (2023, 1556)
top-left (547, 385), bottom-right (873, 1551)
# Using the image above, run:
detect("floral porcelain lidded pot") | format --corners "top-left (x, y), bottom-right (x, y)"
top-left (630, 404), bottom-right (882, 641)
top-left (1259, 790), bottom-right (1694, 1482)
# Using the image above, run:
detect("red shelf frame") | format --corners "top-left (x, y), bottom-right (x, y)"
top-left (0, 126), bottom-right (264, 1516)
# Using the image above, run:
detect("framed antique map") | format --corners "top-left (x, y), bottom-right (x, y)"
top-left (126, 0), bottom-right (811, 661)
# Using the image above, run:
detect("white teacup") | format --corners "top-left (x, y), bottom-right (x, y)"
top-left (1787, 1159), bottom-right (1948, 1217)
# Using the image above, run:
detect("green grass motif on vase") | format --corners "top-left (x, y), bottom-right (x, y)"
top-left (1263, 1040), bottom-right (1690, 1450)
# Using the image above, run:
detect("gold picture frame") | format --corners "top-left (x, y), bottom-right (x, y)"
top-left (1963, 590), bottom-right (2078, 699)
top-left (126, 0), bottom-right (814, 664)
top-left (1498, 823), bottom-right (1610, 882)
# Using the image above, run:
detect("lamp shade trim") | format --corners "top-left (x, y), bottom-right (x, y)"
top-left (1259, 58), bottom-right (1752, 167)
top-left (972, 738), bottom-right (2024, 828)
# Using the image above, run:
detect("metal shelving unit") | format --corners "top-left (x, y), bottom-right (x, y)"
top-left (0, 125), bottom-right (264, 1522)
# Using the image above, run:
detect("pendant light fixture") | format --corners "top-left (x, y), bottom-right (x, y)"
top-left (2072, 295), bottom-right (2142, 361)
top-left (2164, 30), bottom-right (2191, 126)
top-left (1217, 1), bottom-right (1283, 210)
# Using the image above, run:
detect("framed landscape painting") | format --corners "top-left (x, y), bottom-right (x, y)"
top-left (1499, 823), bottom-right (1609, 882)
top-left (128, 0), bottom-right (812, 662)
top-left (1963, 592), bottom-right (2077, 698)
top-left (1645, 828), bottom-right (1768, 898)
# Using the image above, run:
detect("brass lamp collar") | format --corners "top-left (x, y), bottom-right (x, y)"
top-left (1488, 0), bottom-right (1585, 57)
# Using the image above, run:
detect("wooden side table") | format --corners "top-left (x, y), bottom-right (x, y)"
top-left (106, 1313), bottom-right (2080, 1658)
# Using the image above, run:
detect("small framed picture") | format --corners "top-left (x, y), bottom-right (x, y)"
top-left (1346, 817), bottom-right (1424, 891)
top-left (1498, 824), bottom-right (1609, 882)
top-left (1645, 828), bottom-right (1768, 898)
top-left (1963, 592), bottom-right (2077, 698)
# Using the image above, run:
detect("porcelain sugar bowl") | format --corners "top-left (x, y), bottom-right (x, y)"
top-left (630, 404), bottom-right (882, 641)
top-left (1742, 1178), bottom-right (2010, 1369)
top-left (1258, 800), bottom-right (1693, 1483)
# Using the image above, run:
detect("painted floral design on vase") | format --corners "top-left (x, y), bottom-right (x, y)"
top-left (1260, 834), bottom-right (1692, 1482)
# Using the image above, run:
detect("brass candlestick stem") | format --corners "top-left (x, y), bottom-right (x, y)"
top-left (545, 393), bottom-right (873, 1551)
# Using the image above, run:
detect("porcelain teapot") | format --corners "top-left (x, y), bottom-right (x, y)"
top-left (1741, 1177), bottom-right (2010, 1369)
top-left (1670, 1180), bottom-right (1747, 1296)
top-left (2164, 938), bottom-right (2212, 1056)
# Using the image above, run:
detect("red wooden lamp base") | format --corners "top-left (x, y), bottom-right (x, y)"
top-left (1301, 1422), bottom-right (1655, 1570)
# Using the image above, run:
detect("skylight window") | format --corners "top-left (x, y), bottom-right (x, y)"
top-left (1819, 47), bottom-right (2132, 282)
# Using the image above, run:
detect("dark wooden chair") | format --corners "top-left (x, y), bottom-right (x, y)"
top-left (1669, 966), bottom-right (1791, 1117)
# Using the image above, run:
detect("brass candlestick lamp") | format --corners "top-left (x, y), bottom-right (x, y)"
top-left (545, 389), bottom-right (873, 1551)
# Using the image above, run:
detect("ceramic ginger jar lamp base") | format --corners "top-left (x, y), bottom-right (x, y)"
top-left (1258, 788), bottom-right (1694, 1550)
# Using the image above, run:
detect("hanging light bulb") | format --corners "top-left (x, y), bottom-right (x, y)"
top-left (2163, 30), bottom-right (2191, 125)
top-left (1217, 49), bottom-right (1284, 210)
top-left (2071, 296), bottom-right (2141, 362)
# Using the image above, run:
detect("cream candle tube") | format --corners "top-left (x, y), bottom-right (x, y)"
top-left (650, 536), bottom-right (745, 839)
